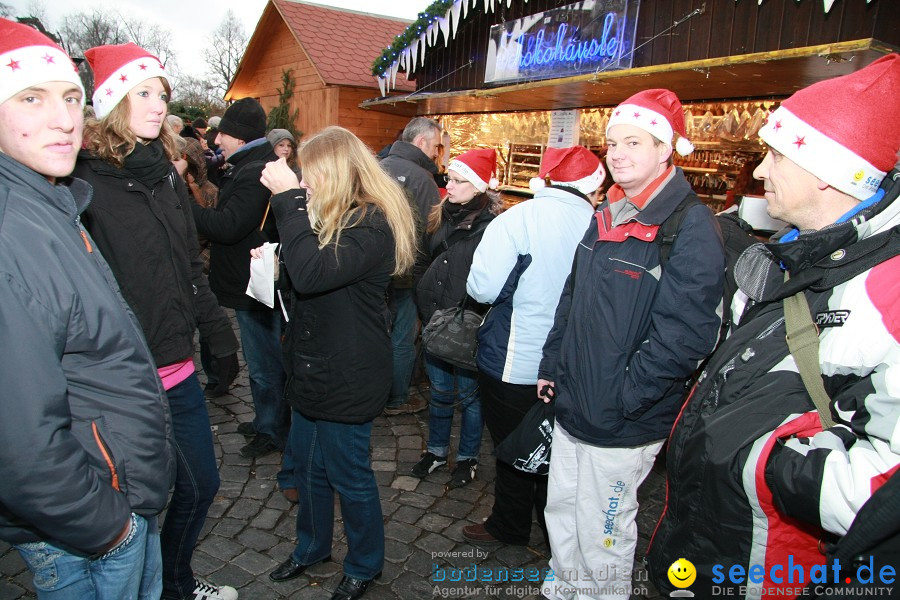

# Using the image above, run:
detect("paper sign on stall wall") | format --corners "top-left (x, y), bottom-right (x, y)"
top-left (548, 110), bottom-right (580, 148)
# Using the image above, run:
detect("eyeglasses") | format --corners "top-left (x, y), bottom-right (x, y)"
top-left (447, 177), bottom-right (470, 186)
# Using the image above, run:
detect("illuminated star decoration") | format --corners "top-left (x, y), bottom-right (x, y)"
top-left (773, 120), bottom-right (783, 132)
top-left (6, 58), bottom-right (20, 71)
top-left (105, 88), bottom-right (114, 96)
top-left (42, 53), bottom-right (55, 64)
top-left (119, 74), bottom-right (128, 83)
top-left (139, 63), bottom-right (148, 70)
top-left (650, 119), bottom-right (658, 126)
top-left (793, 135), bottom-right (806, 149)
top-left (633, 111), bottom-right (641, 119)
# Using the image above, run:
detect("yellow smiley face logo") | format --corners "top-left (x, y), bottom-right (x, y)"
top-left (853, 169), bottom-right (865, 182)
top-left (667, 558), bottom-right (697, 589)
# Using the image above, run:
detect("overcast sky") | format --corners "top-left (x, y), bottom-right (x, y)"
top-left (8, 0), bottom-right (428, 79)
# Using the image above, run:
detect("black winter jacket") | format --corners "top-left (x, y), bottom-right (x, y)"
top-left (74, 153), bottom-right (238, 367)
top-left (192, 140), bottom-right (278, 310)
top-left (273, 190), bottom-right (396, 423)
top-left (0, 153), bottom-right (175, 556)
top-left (415, 196), bottom-right (495, 324)
top-left (539, 169), bottom-right (725, 447)
top-left (380, 141), bottom-right (441, 288)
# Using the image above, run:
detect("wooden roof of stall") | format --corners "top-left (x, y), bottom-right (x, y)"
top-left (227, 0), bottom-right (414, 99)
top-left (361, 38), bottom-right (896, 114)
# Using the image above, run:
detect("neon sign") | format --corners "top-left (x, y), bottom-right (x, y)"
top-left (485, 0), bottom-right (640, 85)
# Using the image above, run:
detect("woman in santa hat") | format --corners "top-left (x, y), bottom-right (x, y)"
top-left (73, 43), bottom-right (239, 600)
top-left (411, 148), bottom-right (500, 490)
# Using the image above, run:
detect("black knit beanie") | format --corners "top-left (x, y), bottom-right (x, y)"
top-left (218, 98), bottom-right (266, 142)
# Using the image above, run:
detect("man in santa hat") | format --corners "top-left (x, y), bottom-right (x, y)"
top-left (0, 18), bottom-right (174, 599)
top-left (647, 54), bottom-right (900, 599)
top-left (463, 146), bottom-right (605, 548)
top-left (536, 90), bottom-right (726, 599)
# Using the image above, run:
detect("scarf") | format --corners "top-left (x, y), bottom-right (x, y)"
top-left (122, 139), bottom-right (172, 189)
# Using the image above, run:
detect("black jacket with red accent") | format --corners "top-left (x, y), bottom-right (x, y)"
top-left (646, 171), bottom-right (900, 600)
top-left (538, 168), bottom-right (725, 447)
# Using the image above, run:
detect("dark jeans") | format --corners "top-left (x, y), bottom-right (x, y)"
top-left (161, 374), bottom-right (220, 599)
top-left (479, 372), bottom-right (548, 546)
top-left (234, 308), bottom-right (289, 447)
top-left (424, 353), bottom-right (482, 462)
top-left (387, 288), bottom-right (417, 406)
top-left (289, 411), bottom-right (384, 580)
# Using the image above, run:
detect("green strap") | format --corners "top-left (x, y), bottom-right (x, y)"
top-left (782, 272), bottom-right (835, 429)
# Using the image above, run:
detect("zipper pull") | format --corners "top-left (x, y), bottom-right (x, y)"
top-left (80, 229), bottom-right (93, 253)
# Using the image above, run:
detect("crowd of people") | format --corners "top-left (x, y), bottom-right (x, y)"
top-left (0, 14), bottom-right (898, 600)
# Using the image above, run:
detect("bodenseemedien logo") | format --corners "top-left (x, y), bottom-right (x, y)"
top-left (667, 558), bottom-right (696, 597)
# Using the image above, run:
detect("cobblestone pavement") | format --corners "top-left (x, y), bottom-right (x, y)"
top-left (1, 317), bottom-right (666, 600)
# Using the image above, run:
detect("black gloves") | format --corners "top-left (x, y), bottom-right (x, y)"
top-left (212, 352), bottom-right (240, 396)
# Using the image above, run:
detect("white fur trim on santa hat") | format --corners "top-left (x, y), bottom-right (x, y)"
top-left (607, 103), bottom-right (675, 144)
top-left (759, 106), bottom-right (885, 201)
top-left (0, 44), bottom-right (83, 106)
top-left (92, 56), bottom-right (167, 119)
top-left (449, 158), bottom-right (489, 192)
top-left (550, 162), bottom-right (605, 196)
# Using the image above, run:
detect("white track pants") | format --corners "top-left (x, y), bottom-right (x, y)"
top-left (541, 422), bottom-right (663, 600)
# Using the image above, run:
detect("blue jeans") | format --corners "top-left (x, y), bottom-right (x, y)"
top-left (234, 308), bottom-right (288, 447)
top-left (15, 514), bottom-right (161, 599)
top-left (277, 415), bottom-right (295, 492)
top-left (424, 353), bottom-right (483, 462)
top-left (161, 374), bottom-right (220, 599)
top-left (387, 288), bottom-right (417, 406)
top-left (289, 411), bottom-right (384, 580)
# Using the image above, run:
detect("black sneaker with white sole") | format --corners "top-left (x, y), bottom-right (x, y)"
top-left (447, 459), bottom-right (477, 489)
top-left (410, 451), bottom-right (447, 478)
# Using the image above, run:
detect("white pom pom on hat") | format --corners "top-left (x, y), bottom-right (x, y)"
top-left (529, 177), bottom-right (546, 192)
top-left (675, 136), bottom-right (695, 157)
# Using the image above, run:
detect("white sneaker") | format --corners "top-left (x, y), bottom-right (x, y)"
top-left (190, 577), bottom-right (238, 600)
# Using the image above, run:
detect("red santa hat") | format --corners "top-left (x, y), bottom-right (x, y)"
top-left (0, 18), bottom-right (84, 106)
top-left (758, 53), bottom-right (900, 201)
top-left (530, 146), bottom-right (606, 195)
top-left (606, 88), bottom-right (694, 156)
top-left (448, 148), bottom-right (498, 193)
top-left (85, 42), bottom-right (167, 119)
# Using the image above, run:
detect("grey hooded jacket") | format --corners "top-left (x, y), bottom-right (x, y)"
top-left (0, 153), bottom-right (175, 557)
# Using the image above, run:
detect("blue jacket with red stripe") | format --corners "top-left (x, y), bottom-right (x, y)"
top-left (538, 168), bottom-right (724, 447)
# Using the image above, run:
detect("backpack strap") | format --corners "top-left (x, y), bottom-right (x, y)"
top-left (658, 194), bottom-right (703, 268)
top-left (782, 271), bottom-right (835, 429)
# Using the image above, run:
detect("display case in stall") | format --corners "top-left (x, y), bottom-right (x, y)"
top-left (442, 100), bottom-right (770, 211)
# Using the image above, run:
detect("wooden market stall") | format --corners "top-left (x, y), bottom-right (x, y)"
top-left (225, 0), bottom-right (418, 151)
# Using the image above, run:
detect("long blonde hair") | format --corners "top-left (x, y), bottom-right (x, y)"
top-left (82, 77), bottom-right (179, 166)
top-left (299, 126), bottom-right (416, 276)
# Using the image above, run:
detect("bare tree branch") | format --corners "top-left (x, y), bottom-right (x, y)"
top-left (203, 10), bottom-right (247, 97)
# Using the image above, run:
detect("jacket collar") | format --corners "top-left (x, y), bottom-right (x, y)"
top-left (598, 167), bottom-right (692, 227)
top-left (387, 141), bottom-right (438, 174)
top-left (0, 152), bottom-right (92, 218)
top-left (227, 138), bottom-right (272, 166)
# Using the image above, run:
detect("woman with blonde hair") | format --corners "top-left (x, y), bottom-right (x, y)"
top-left (260, 126), bottom-right (415, 600)
top-left (74, 43), bottom-right (239, 600)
